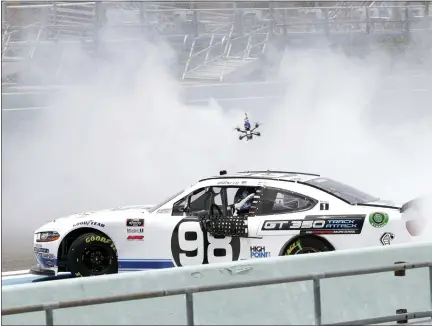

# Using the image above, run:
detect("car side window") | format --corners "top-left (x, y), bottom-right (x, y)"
top-left (256, 187), bottom-right (317, 215)
top-left (189, 188), bottom-right (211, 212)
top-left (172, 187), bottom-right (223, 216)
top-left (225, 186), bottom-right (258, 216)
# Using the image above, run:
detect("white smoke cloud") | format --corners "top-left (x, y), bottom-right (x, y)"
top-left (2, 12), bottom-right (432, 269)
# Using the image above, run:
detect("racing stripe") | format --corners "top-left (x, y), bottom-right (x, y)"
top-left (118, 259), bottom-right (175, 269)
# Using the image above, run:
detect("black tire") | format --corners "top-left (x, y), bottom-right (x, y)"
top-left (283, 236), bottom-right (334, 256)
top-left (67, 233), bottom-right (118, 277)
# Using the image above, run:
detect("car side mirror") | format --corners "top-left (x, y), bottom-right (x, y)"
top-left (173, 204), bottom-right (188, 214)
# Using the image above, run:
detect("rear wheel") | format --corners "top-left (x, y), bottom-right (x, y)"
top-left (283, 236), bottom-right (334, 256)
top-left (67, 233), bottom-right (118, 277)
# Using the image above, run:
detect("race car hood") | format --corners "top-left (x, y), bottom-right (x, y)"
top-left (55, 205), bottom-right (153, 221)
top-left (35, 205), bottom-right (153, 233)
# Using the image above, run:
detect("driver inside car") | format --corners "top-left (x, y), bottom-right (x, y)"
top-left (232, 187), bottom-right (256, 216)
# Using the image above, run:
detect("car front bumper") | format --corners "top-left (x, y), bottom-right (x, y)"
top-left (33, 241), bottom-right (60, 276)
top-left (30, 264), bottom-right (56, 276)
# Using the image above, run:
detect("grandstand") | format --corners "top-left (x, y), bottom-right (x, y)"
top-left (2, 1), bottom-right (431, 85)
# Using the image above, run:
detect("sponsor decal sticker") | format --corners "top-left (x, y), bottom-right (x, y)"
top-left (250, 246), bottom-right (271, 258)
top-left (41, 253), bottom-right (56, 259)
top-left (127, 228), bottom-right (144, 233)
top-left (319, 202), bottom-right (329, 210)
top-left (260, 215), bottom-right (365, 235)
top-left (380, 232), bottom-right (395, 245)
top-left (126, 218), bottom-right (144, 227)
top-left (73, 220), bottom-right (105, 228)
top-left (34, 247), bottom-right (49, 253)
top-left (217, 181), bottom-right (241, 185)
top-left (156, 209), bottom-right (171, 214)
top-left (127, 235), bottom-right (144, 241)
top-left (369, 212), bottom-right (389, 228)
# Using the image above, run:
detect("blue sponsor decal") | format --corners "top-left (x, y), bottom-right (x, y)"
top-left (250, 246), bottom-right (271, 258)
top-left (36, 253), bottom-right (57, 268)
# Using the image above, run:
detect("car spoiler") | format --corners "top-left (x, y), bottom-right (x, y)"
top-left (356, 203), bottom-right (401, 210)
top-left (400, 197), bottom-right (428, 213)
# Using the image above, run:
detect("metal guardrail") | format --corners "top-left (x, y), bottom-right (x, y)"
top-left (2, 261), bottom-right (432, 326)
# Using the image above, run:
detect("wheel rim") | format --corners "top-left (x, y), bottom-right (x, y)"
top-left (296, 247), bottom-right (320, 254)
top-left (81, 246), bottom-right (112, 275)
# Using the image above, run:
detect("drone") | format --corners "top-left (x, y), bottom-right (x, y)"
top-left (234, 113), bottom-right (261, 141)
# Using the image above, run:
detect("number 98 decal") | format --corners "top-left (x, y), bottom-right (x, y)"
top-left (170, 218), bottom-right (240, 267)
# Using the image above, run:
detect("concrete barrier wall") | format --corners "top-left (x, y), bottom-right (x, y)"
top-left (2, 241), bottom-right (432, 325)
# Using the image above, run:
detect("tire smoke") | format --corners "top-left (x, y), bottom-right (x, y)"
top-left (2, 23), bottom-right (432, 270)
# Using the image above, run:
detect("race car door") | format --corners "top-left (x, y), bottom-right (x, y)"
top-left (170, 184), bottom-right (255, 267)
top-left (247, 186), bottom-right (319, 254)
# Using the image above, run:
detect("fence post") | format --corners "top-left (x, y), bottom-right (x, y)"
top-left (394, 261), bottom-right (406, 277)
top-left (2, 1), bottom-right (7, 22)
top-left (323, 8), bottom-right (330, 37)
top-left (45, 309), bottom-right (54, 326)
top-left (365, 6), bottom-right (371, 34)
top-left (139, 2), bottom-right (148, 36)
top-left (404, 6), bottom-right (410, 36)
top-left (429, 267), bottom-right (432, 313)
top-left (94, 2), bottom-right (103, 55)
top-left (269, 1), bottom-right (275, 36)
top-left (185, 292), bottom-right (194, 326)
top-left (192, 3), bottom-right (199, 38)
top-left (396, 308), bottom-right (408, 324)
top-left (313, 278), bottom-right (322, 325)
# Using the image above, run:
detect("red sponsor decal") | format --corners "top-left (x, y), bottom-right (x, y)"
top-left (127, 235), bottom-right (144, 241)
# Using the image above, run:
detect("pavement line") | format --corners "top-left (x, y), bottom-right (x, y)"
top-left (2, 270), bottom-right (31, 277)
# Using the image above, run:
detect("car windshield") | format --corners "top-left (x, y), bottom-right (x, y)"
top-left (147, 189), bottom-right (185, 213)
top-left (305, 177), bottom-right (378, 205)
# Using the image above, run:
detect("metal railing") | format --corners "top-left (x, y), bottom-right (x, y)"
top-left (3, 2), bottom-right (431, 38)
top-left (182, 22), bottom-right (270, 81)
top-left (220, 25), bottom-right (270, 81)
top-left (227, 24), bottom-right (270, 59)
top-left (3, 261), bottom-right (432, 326)
top-left (2, 2), bottom-right (431, 84)
top-left (181, 23), bottom-right (235, 79)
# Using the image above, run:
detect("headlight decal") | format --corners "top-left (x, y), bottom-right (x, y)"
top-left (36, 231), bottom-right (60, 242)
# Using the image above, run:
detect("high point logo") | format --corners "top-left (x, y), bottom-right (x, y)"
top-left (250, 246), bottom-right (271, 258)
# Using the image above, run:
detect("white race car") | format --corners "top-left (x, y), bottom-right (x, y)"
top-left (31, 170), bottom-right (425, 277)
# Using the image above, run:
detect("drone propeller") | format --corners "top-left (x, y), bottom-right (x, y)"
top-left (234, 127), bottom-right (241, 132)
top-left (255, 121), bottom-right (264, 128)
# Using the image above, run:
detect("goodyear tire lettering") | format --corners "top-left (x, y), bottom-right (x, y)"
top-left (85, 235), bottom-right (113, 244)
top-left (286, 240), bottom-right (301, 255)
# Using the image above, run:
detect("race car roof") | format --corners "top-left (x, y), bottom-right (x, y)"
top-left (200, 170), bottom-right (320, 183)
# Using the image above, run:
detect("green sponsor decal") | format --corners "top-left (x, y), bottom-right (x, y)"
top-left (369, 212), bottom-right (389, 228)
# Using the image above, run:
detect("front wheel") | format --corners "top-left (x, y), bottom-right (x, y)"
top-left (283, 236), bottom-right (334, 256)
top-left (67, 233), bottom-right (118, 277)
